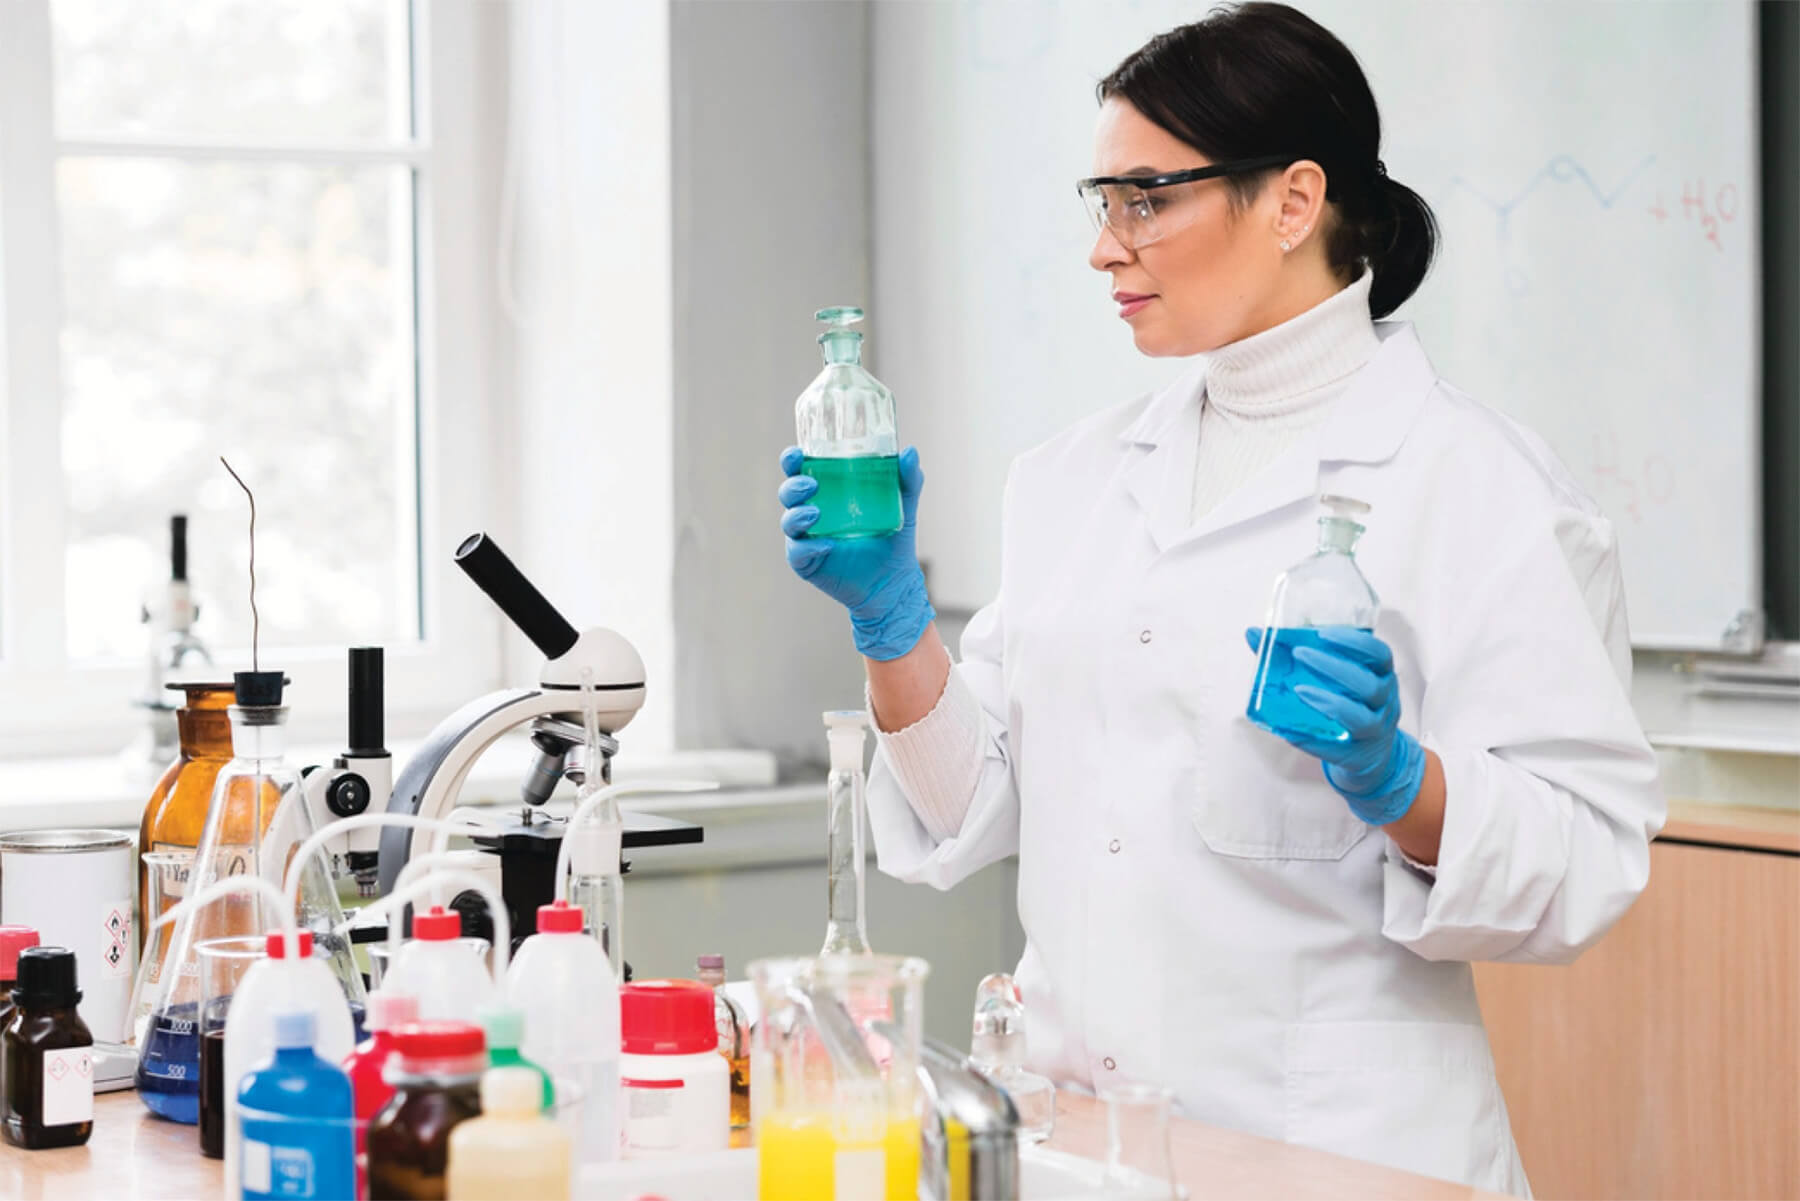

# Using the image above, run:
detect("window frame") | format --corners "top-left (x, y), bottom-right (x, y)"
top-left (0, 0), bottom-right (505, 758)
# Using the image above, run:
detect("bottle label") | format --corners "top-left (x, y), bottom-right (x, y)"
top-left (155, 841), bottom-right (258, 890)
top-left (41, 1048), bottom-right (94, 1126)
top-left (244, 1137), bottom-right (272, 1194)
top-left (150, 842), bottom-right (195, 899)
top-left (100, 899), bottom-right (133, 979)
top-left (835, 1148), bottom-right (885, 1195)
top-left (623, 1077), bottom-right (683, 1151)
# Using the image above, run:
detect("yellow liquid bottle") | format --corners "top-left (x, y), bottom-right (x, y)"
top-left (758, 1111), bottom-right (920, 1200)
top-left (447, 1068), bottom-right (571, 1201)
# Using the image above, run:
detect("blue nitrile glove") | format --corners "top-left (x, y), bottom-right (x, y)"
top-left (779, 445), bottom-right (935, 661)
top-left (1244, 626), bottom-right (1427, 826)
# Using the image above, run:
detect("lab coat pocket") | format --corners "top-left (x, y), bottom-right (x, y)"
top-left (1284, 1021), bottom-right (1523, 1196)
top-left (1191, 715), bottom-right (1369, 860)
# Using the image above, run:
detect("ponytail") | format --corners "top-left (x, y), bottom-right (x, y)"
top-left (1361, 176), bottom-right (1439, 319)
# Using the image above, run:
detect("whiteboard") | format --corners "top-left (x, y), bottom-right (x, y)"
top-left (871, 0), bottom-right (1760, 650)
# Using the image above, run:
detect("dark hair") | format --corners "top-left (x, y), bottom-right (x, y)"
top-left (1098, 2), bottom-right (1436, 319)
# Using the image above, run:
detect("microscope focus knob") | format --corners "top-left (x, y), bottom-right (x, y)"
top-left (326, 773), bottom-right (372, 818)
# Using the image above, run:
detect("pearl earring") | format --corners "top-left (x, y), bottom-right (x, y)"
top-left (1280, 239), bottom-right (1292, 252)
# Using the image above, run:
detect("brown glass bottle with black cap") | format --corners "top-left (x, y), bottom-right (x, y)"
top-left (3, 946), bottom-right (95, 1149)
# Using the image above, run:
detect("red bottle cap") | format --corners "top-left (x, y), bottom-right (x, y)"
top-left (266, 929), bottom-right (313, 959)
top-left (621, 979), bottom-right (717, 1055)
top-left (0, 926), bottom-right (40, 979)
top-left (412, 905), bottom-right (461, 941)
top-left (536, 900), bottom-right (584, 934)
top-left (391, 1021), bottom-right (486, 1063)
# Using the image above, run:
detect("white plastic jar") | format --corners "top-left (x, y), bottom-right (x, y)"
top-left (618, 979), bottom-right (730, 1157)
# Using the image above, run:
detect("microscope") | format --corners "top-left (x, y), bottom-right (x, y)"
top-left (300, 647), bottom-right (390, 897)
top-left (133, 514), bottom-right (213, 764)
top-left (373, 533), bottom-right (700, 953)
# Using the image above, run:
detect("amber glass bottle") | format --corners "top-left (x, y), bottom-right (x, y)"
top-left (136, 681), bottom-right (235, 953)
top-left (2, 948), bottom-right (94, 1150)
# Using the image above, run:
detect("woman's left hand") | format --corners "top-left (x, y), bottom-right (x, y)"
top-left (1244, 626), bottom-right (1427, 826)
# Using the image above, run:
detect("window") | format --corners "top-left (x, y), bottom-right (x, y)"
top-left (0, 0), bottom-right (502, 755)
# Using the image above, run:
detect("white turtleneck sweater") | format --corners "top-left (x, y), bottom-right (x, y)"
top-left (876, 272), bottom-right (1383, 841)
top-left (1192, 270), bottom-right (1380, 520)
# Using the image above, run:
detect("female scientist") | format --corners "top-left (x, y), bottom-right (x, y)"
top-left (776, 4), bottom-right (1663, 1193)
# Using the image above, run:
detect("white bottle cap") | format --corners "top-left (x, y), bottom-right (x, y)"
top-left (480, 1066), bottom-right (544, 1115)
top-left (1319, 494), bottom-right (1371, 518)
top-left (273, 1009), bottom-right (316, 1050)
top-left (823, 710), bottom-right (869, 774)
top-left (567, 820), bottom-right (623, 876)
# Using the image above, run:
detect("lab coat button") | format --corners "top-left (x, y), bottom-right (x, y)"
top-left (1108, 839), bottom-right (1121, 854)
top-left (1138, 629), bottom-right (1153, 644)
top-left (1103, 1057), bottom-right (1117, 1071)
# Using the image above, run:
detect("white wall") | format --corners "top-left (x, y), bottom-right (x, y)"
top-left (501, 1), bottom-right (678, 752)
top-left (669, 0), bottom-right (873, 768)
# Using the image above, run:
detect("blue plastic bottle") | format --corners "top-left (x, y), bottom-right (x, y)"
top-left (1247, 495), bottom-right (1380, 743)
top-left (237, 1010), bottom-right (356, 1201)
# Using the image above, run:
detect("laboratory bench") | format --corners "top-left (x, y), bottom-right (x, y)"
top-left (4, 1087), bottom-right (1502, 1200)
top-left (1476, 800), bottom-right (1800, 1200)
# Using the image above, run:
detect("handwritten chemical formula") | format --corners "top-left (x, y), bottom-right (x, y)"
top-left (1591, 431), bottom-right (1676, 525)
top-left (1445, 156), bottom-right (1745, 292)
top-left (1645, 179), bottom-right (1741, 251)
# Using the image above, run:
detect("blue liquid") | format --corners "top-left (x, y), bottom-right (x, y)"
top-left (137, 1003), bottom-right (201, 1123)
top-left (348, 1002), bottom-right (367, 1047)
top-left (138, 1000), bottom-right (365, 1126)
top-left (1246, 627), bottom-right (1369, 743)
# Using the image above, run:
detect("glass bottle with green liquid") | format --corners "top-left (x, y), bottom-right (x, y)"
top-left (795, 307), bottom-right (903, 539)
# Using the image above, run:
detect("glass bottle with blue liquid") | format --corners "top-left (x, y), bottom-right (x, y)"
top-left (794, 306), bottom-right (903, 539)
top-left (1246, 495), bottom-right (1379, 742)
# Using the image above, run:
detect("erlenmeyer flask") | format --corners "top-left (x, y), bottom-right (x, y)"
top-left (133, 671), bottom-right (364, 1123)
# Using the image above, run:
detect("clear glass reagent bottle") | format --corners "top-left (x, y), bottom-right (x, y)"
top-left (969, 972), bottom-right (1055, 1144)
top-left (1246, 495), bottom-right (1380, 745)
top-left (819, 711), bottom-right (872, 957)
top-left (794, 306), bottom-right (903, 540)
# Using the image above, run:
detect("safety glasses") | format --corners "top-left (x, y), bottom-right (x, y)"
top-left (1077, 155), bottom-right (1295, 249)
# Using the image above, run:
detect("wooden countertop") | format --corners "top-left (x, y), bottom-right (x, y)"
top-left (7, 1089), bottom-right (1496, 1200)
top-left (1660, 801), bottom-right (1800, 854)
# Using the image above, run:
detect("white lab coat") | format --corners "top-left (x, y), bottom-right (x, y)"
top-left (867, 323), bottom-right (1665, 1196)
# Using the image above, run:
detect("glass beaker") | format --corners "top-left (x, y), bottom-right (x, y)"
top-left (196, 935), bottom-right (264, 1158)
top-left (750, 953), bottom-right (928, 1201)
top-left (136, 682), bottom-right (235, 956)
top-left (129, 850), bottom-right (205, 1120)
top-left (1100, 1083), bottom-right (1185, 1200)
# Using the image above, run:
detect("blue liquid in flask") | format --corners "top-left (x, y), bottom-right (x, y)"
top-left (137, 1002), bottom-right (202, 1123)
top-left (1246, 627), bottom-right (1370, 744)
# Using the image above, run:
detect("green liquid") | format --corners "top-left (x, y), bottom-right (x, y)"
top-left (802, 455), bottom-right (903, 539)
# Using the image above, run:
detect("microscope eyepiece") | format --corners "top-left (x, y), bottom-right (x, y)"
top-left (454, 533), bottom-right (580, 660)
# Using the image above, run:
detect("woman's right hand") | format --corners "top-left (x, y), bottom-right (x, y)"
top-left (779, 445), bottom-right (936, 661)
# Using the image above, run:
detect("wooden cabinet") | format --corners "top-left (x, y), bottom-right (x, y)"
top-left (1475, 822), bottom-right (1800, 1200)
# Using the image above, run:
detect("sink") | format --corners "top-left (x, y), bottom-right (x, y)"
top-left (581, 1143), bottom-right (1108, 1199)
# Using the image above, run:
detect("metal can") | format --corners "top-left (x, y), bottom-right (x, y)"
top-left (0, 829), bottom-right (136, 1042)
